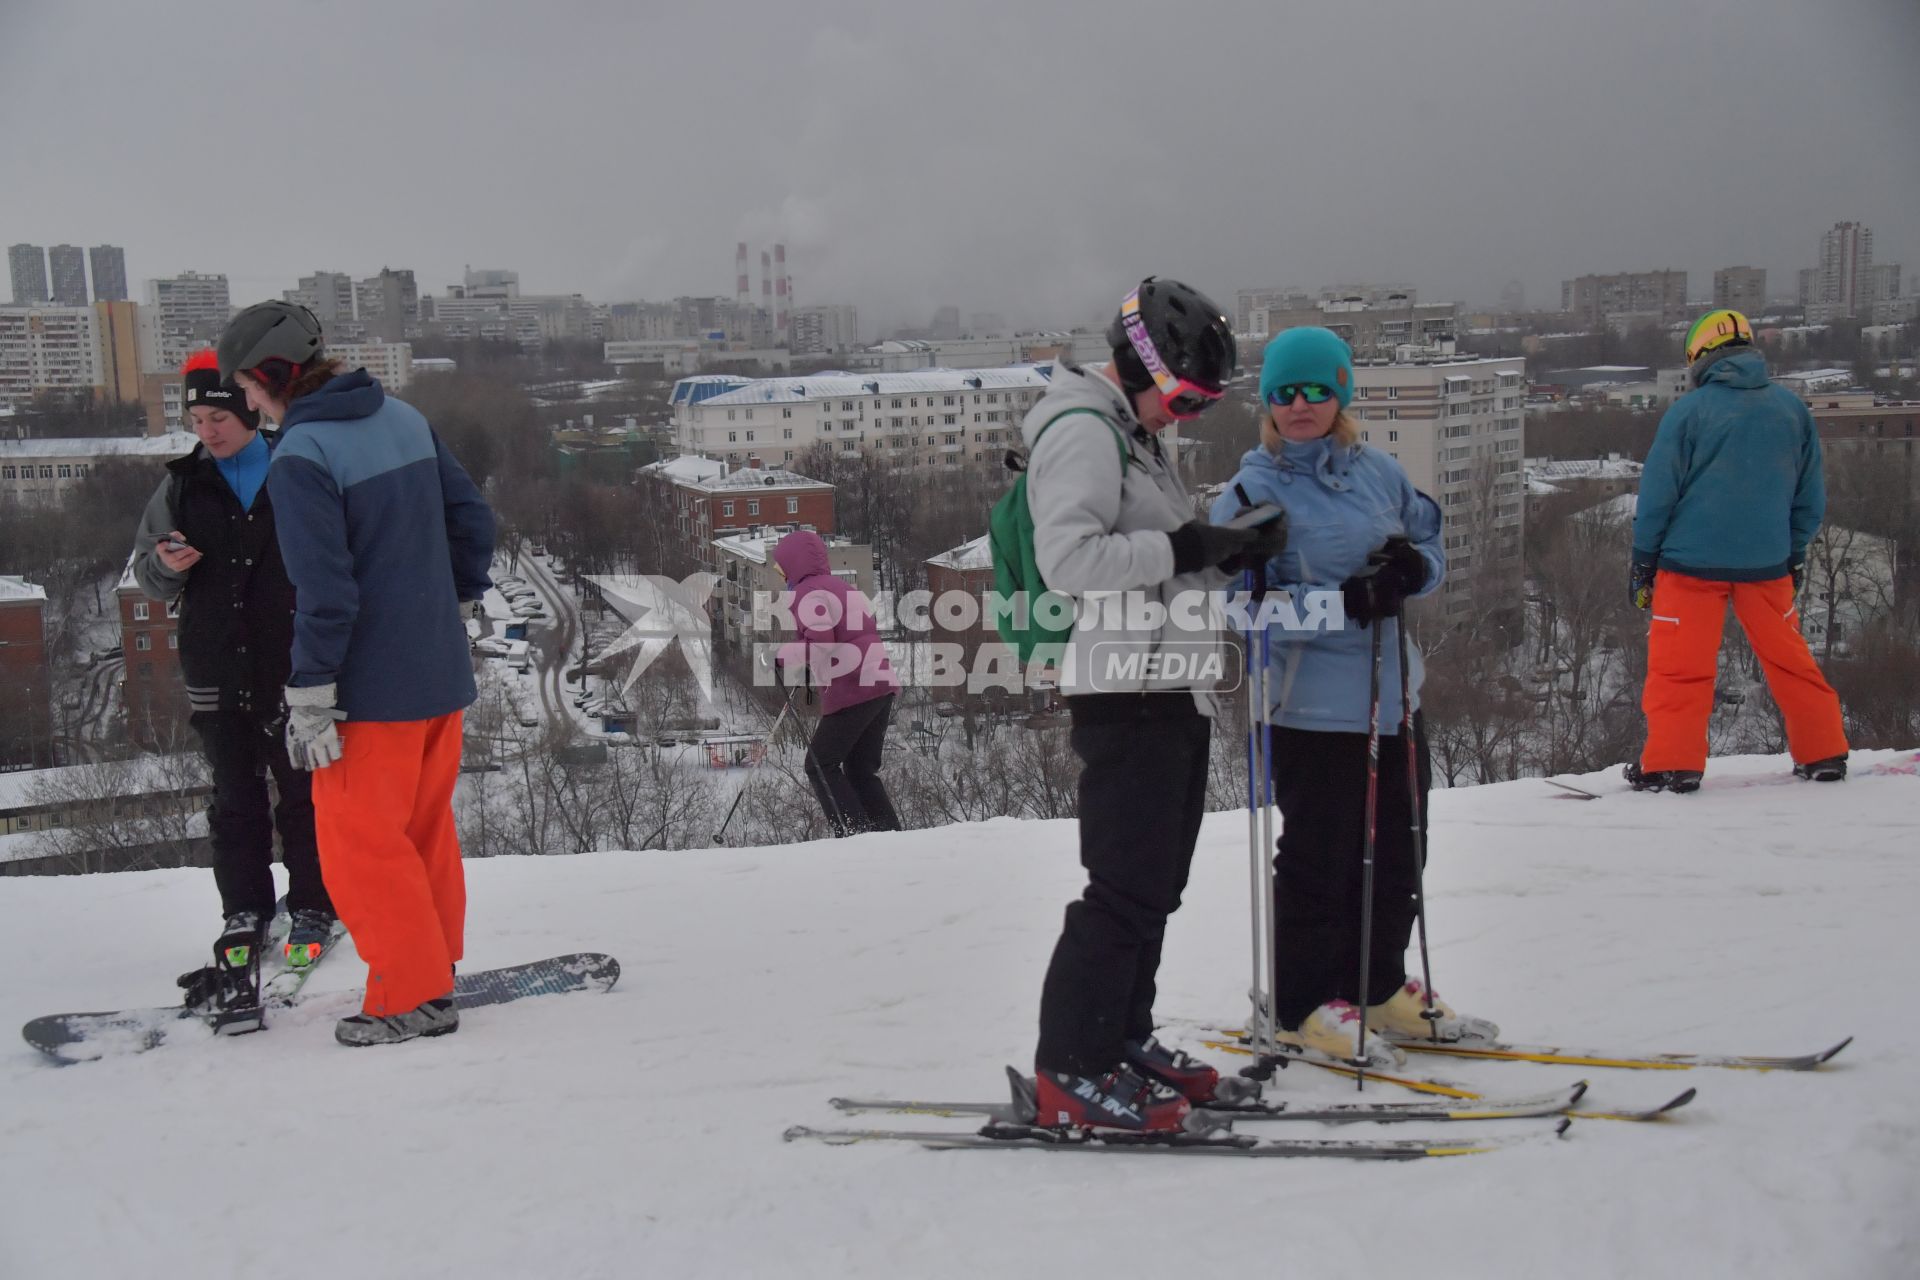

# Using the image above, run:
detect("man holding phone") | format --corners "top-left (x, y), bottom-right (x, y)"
top-left (1022, 278), bottom-right (1284, 1132)
top-left (132, 350), bottom-right (335, 980)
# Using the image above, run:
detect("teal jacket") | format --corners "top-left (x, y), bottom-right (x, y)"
top-left (1632, 349), bottom-right (1824, 581)
top-left (1212, 436), bottom-right (1443, 733)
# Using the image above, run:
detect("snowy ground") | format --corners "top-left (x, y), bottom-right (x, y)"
top-left (2, 749), bottom-right (1916, 1279)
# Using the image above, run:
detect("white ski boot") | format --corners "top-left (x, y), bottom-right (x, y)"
top-left (1368, 977), bottom-right (1500, 1044)
top-left (1277, 999), bottom-right (1404, 1068)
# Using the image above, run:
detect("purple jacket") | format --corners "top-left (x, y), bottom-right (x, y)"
top-left (773, 530), bottom-right (898, 716)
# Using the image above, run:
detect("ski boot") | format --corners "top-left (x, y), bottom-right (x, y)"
top-left (176, 911), bottom-right (268, 1034)
top-left (1793, 755), bottom-right (1848, 782)
top-left (1032, 1062), bottom-right (1193, 1132)
top-left (335, 997), bottom-right (460, 1048)
top-left (1367, 977), bottom-right (1499, 1045)
top-left (1624, 762), bottom-right (1703, 793)
top-left (285, 909), bottom-right (338, 969)
top-left (1277, 999), bottom-right (1404, 1069)
top-left (1124, 1035), bottom-right (1260, 1105)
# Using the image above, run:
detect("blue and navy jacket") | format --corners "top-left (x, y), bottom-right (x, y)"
top-left (1632, 349), bottom-right (1824, 582)
top-left (266, 370), bottom-right (495, 722)
top-left (1212, 436), bottom-right (1444, 734)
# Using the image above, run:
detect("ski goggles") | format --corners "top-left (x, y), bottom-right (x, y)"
top-left (1266, 382), bottom-right (1337, 406)
top-left (1118, 287), bottom-right (1225, 420)
top-left (1684, 309), bottom-right (1753, 364)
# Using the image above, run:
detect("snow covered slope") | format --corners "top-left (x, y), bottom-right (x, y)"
top-left (3, 750), bottom-right (1916, 1279)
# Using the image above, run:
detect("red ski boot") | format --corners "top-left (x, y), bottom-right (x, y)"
top-left (1032, 1062), bottom-right (1191, 1132)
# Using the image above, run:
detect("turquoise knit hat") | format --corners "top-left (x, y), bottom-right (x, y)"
top-left (1259, 327), bottom-right (1355, 408)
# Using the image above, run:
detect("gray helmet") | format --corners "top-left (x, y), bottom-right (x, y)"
top-left (217, 301), bottom-right (324, 383)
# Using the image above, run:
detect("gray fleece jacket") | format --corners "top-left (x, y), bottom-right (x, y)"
top-left (1021, 360), bottom-right (1226, 713)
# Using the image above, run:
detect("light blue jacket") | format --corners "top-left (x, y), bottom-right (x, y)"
top-left (1212, 436), bottom-right (1444, 733)
top-left (1632, 349), bottom-right (1824, 582)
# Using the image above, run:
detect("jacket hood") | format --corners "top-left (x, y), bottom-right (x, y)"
top-left (773, 528), bottom-right (830, 581)
top-left (282, 368), bottom-right (385, 428)
top-left (1020, 361), bottom-right (1139, 449)
top-left (1693, 347), bottom-right (1769, 390)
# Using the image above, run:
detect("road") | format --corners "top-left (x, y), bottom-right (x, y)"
top-left (511, 552), bottom-right (584, 722)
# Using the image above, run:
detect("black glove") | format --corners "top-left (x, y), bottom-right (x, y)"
top-left (1168, 515), bottom-right (1286, 576)
top-left (1790, 560), bottom-right (1804, 594)
top-left (1630, 555), bottom-right (1658, 610)
top-left (1340, 538), bottom-right (1427, 626)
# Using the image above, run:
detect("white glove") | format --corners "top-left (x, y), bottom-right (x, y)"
top-left (283, 683), bottom-right (345, 771)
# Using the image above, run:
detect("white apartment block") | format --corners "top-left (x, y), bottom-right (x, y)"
top-left (0, 305), bottom-right (105, 405)
top-left (672, 366), bottom-right (1054, 472)
top-left (1347, 357), bottom-right (1526, 618)
top-left (0, 433), bottom-right (196, 503)
top-left (329, 341), bottom-right (413, 390)
top-left (143, 272), bottom-right (231, 372)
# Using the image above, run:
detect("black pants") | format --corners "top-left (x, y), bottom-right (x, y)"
top-left (1036, 693), bottom-right (1210, 1076)
top-left (1268, 715), bottom-right (1431, 1028)
top-left (804, 693), bottom-right (901, 836)
top-left (193, 710), bottom-right (332, 919)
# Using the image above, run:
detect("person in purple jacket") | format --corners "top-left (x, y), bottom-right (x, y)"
top-left (772, 529), bottom-right (901, 835)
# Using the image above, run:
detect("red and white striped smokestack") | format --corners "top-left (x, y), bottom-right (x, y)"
top-left (761, 251), bottom-right (772, 339)
top-left (774, 244), bottom-right (788, 338)
top-left (735, 242), bottom-right (749, 308)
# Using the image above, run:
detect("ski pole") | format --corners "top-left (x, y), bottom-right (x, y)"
top-left (1354, 612), bottom-right (1385, 1091)
top-left (713, 683), bottom-right (799, 845)
top-left (1399, 616), bottom-right (1438, 1041)
top-left (1241, 569), bottom-right (1273, 1063)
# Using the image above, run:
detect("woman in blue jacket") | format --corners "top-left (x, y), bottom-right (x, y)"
top-left (1213, 327), bottom-right (1494, 1067)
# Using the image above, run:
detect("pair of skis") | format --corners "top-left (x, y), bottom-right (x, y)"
top-left (784, 1061), bottom-right (1710, 1160)
top-left (786, 1067), bottom-right (1579, 1160)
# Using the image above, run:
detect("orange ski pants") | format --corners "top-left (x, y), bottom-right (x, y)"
top-left (312, 711), bottom-right (466, 1016)
top-left (1640, 571), bottom-right (1848, 774)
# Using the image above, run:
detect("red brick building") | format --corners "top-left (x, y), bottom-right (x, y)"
top-left (0, 576), bottom-right (53, 770)
top-left (117, 561), bottom-right (188, 748)
top-left (639, 455), bottom-right (836, 575)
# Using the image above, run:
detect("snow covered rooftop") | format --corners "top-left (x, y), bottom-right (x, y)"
top-left (1526, 456), bottom-right (1645, 482)
top-left (638, 454), bottom-right (728, 484)
top-left (0, 574), bottom-right (47, 603)
top-left (712, 529), bottom-right (852, 564)
top-left (1526, 478), bottom-right (1566, 496)
top-left (692, 365), bottom-right (1053, 407)
top-left (695, 467), bottom-right (832, 493)
top-left (927, 534), bottom-right (992, 572)
top-left (0, 432), bottom-right (196, 459)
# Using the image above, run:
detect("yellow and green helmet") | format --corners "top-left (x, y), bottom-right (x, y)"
top-left (1684, 309), bottom-right (1754, 364)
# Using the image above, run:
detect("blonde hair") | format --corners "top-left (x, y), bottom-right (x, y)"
top-left (1262, 405), bottom-right (1362, 450)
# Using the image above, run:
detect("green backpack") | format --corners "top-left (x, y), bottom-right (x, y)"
top-left (987, 408), bottom-right (1133, 665)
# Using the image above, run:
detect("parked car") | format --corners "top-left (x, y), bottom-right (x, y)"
top-left (474, 637), bottom-right (511, 656)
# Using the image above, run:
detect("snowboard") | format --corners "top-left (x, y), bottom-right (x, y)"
top-left (22, 953), bottom-right (621, 1064)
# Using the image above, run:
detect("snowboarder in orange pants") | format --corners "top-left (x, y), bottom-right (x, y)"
top-left (1628, 309), bottom-right (1848, 792)
top-left (219, 302), bottom-right (496, 1044)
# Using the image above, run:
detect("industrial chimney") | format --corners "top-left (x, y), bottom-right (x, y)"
top-left (774, 244), bottom-right (789, 346)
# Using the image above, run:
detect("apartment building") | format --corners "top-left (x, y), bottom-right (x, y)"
top-left (1347, 357), bottom-right (1527, 619)
top-left (671, 366), bottom-right (1053, 472)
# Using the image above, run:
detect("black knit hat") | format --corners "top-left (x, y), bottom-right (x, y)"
top-left (181, 349), bottom-right (260, 429)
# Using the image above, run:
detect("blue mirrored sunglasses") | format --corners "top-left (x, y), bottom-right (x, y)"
top-left (1267, 383), bottom-right (1336, 406)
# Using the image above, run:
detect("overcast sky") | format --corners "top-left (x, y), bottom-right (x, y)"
top-left (4, 0), bottom-right (1916, 334)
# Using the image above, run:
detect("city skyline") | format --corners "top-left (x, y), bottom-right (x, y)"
top-left (3, 0), bottom-right (1917, 332)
